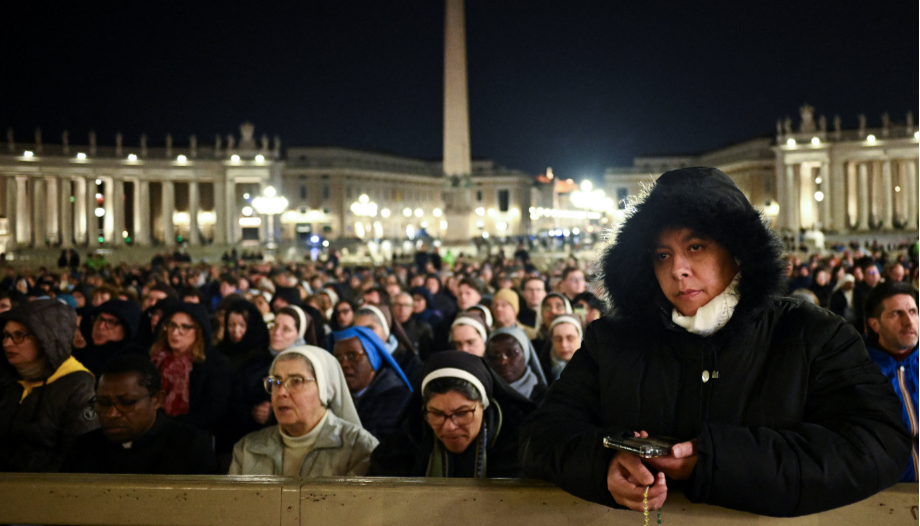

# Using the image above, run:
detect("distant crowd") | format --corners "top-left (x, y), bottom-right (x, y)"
top-left (0, 238), bottom-right (916, 481)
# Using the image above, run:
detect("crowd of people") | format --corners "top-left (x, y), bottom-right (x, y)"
top-left (0, 166), bottom-right (916, 517)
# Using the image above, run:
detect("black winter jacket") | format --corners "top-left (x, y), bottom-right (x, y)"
top-left (0, 300), bottom-right (99, 471)
top-left (354, 366), bottom-right (412, 442)
top-left (520, 167), bottom-right (911, 517)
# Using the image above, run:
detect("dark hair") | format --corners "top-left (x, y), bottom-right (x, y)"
top-left (520, 276), bottom-right (546, 291)
top-left (219, 273), bottom-right (238, 287)
top-left (277, 307), bottom-right (302, 332)
top-left (179, 286), bottom-right (205, 302)
top-left (459, 277), bottom-right (484, 296)
top-left (422, 377), bottom-right (481, 403)
top-left (561, 267), bottom-right (583, 281)
top-left (574, 291), bottom-right (607, 314)
top-left (864, 281), bottom-right (918, 327)
top-left (101, 355), bottom-right (162, 394)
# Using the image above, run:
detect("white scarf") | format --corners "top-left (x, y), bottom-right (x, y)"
top-left (671, 274), bottom-right (740, 337)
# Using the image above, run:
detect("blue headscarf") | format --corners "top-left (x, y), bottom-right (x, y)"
top-left (332, 326), bottom-right (413, 392)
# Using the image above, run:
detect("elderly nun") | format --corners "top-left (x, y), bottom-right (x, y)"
top-left (228, 345), bottom-right (378, 477)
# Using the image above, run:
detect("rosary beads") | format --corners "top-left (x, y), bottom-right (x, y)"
top-left (642, 486), bottom-right (662, 525)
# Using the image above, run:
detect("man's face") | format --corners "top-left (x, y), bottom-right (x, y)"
top-left (491, 298), bottom-right (517, 328)
top-left (425, 277), bottom-right (440, 295)
top-left (457, 284), bottom-right (481, 310)
top-left (363, 290), bottom-right (381, 306)
top-left (864, 266), bottom-right (881, 287)
top-left (560, 271), bottom-right (586, 298)
top-left (220, 281), bottom-right (236, 297)
top-left (522, 279), bottom-right (546, 310)
top-left (91, 313), bottom-right (126, 346)
top-left (888, 265), bottom-right (905, 283)
top-left (392, 295), bottom-right (413, 324)
top-left (868, 294), bottom-right (919, 358)
top-left (0, 298), bottom-right (12, 313)
top-left (96, 372), bottom-right (162, 444)
top-left (485, 334), bottom-right (527, 384)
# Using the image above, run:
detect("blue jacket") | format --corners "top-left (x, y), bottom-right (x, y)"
top-left (866, 344), bottom-right (918, 482)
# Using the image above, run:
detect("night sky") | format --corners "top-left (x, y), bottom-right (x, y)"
top-left (2, 1), bottom-right (916, 180)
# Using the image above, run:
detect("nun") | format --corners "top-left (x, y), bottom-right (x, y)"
top-left (485, 327), bottom-right (548, 401)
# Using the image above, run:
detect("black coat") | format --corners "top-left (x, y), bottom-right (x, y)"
top-left (520, 167), bottom-right (910, 517)
top-left (61, 412), bottom-right (220, 474)
top-left (369, 369), bottom-right (535, 478)
top-left (354, 366), bottom-right (412, 442)
top-left (174, 349), bottom-right (233, 434)
top-left (220, 351), bottom-right (275, 452)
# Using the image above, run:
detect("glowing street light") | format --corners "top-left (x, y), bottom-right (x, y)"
top-left (251, 185), bottom-right (289, 248)
top-left (403, 208), bottom-right (412, 217)
top-left (350, 194), bottom-right (378, 217)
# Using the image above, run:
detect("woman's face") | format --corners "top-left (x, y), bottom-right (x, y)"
top-left (411, 294), bottom-right (427, 314)
top-left (541, 297), bottom-right (566, 328)
top-left (166, 313), bottom-right (198, 355)
top-left (271, 358), bottom-right (324, 437)
top-left (334, 303), bottom-right (354, 327)
top-left (270, 313), bottom-right (300, 351)
top-left (333, 337), bottom-right (376, 393)
top-left (451, 325), bottom-right (485, 357)
top-left (485, 334), bottom-right (527, 384)
top-left (653, 227), bottom-right (739, 317)
top-left (227, 312), bottom-right (247, 344)
top-left (354, 313), bottom-right (387, 342)
top-left (3, 320), bottom-right (41, 367)
top-left (425, 390), bottom-right (483, 454)
top-left (551, 322), bottom-right (580, 362)
top-left (252, 295), bottom-right (271, 315)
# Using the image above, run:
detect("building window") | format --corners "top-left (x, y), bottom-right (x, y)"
top-left (476, 190), bottom-right (483, 202)
top-left (300, 185), bottom-right (307, 200)
top-left (497, 189), bottom-right (510, 212)
top-left (322, 185), bottom-right (330, 200)
top-left (616, 188), bottom-right (629, 209)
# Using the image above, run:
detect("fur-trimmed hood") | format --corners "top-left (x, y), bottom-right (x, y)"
top-left (599, 167), bottom-right (786, 325)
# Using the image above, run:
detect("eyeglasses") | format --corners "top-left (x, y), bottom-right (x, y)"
top-left (91, 395), bottom-right (150, 414)
top-left (2, 330), bottom-right (31, 344)
top-left (424, 404), bottom-right (479, 427)
top-left (94, 315), bottom-right (123, 329)
top-left (394, 303), bottom-right (413, 308)
top-left (335, 351), bottom-right (367, 364)
top-left (164, 322), bottom-right (196, 334)
top-left (263, 375), bottom-right (315, 394)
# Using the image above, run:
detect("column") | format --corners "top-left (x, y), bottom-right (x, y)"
top-left (881, 160), bottom-right (893, 230)
top-left (134, 180), bottom-right (151, 246)
top-left (59, 178), bottom-right (73, 248)
top-left (226, 180), bottom-right (237, 244)
top-left (73, 178), bottom-right (87, 244)
top-left (44, 177), bottom-right (59, 244)
top-left (6, 177), bottom-right (18, 246)
top-left (112, 178), bottom-right (125, 245)
top-left (857, 162), bottom-right (869, 231)
top-left (799, 164), bottom-right (813, 230)
top-left (906, 160), bottom-right (918, 231)
top-left (188, 181), bottom-right (200, 246)
top-left (830, 158), bottom-right (846, 232)
top-left (161, 180), bottom-right (175, 245)
top-left (32, 177), bottom-right (45, 246)
top-left (103, 176), bottom-right (115, 244)
top-left (213, 180), bottom-right (227, 244)
top-left (15, 177), bottom-right (30, 246)
top-left (86, 177), bottom-right (97, 245)
top-left (784, 164), bottom-right (795, 230)
top-left (818, 163), bottom-right (830, 230)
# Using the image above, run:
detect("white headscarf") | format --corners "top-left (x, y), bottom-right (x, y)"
top-left (270, 345), bottom-right (362, 427)
top-left (451, 315), bottom-right (488, 343)
top-left (356, 305), bottom-right (390, 339)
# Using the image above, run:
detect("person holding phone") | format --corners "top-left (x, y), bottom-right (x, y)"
top-left (520, 167), bottom-right (910, 517)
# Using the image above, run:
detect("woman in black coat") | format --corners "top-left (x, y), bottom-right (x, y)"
top-left (520, 167), bottom-right (910, 517)
top-left (369, 351), bottom-right (534, 478)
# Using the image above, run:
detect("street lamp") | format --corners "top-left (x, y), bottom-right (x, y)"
top-left (252, 185), bottom-right (289, 249)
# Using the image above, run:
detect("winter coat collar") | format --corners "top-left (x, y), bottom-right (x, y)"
top-left (243, 413), bottom-right (349, 472)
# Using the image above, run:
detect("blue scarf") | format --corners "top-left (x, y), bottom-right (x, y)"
top-left (332, 326), bottom-right (413, 392)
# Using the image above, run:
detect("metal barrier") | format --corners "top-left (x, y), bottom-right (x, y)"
top-left (0, 475), bottom-right (916, 526)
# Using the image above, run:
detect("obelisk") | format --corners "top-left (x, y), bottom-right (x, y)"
top-left (442, 0), bottom-right (473, 242)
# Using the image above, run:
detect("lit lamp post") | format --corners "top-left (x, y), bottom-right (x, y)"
top-left (251, 186), bottom-right (289, 249)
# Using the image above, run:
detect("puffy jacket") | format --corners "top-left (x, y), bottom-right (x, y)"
top-left (0, 300), bottom-right (99, 471)
top-left (228, 411), bottom-right (378, 477)
top-left (520, 167), bottom-right (911, 517)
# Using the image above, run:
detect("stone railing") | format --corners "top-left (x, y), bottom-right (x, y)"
top-left (0, 475), bottom-right (915, 526)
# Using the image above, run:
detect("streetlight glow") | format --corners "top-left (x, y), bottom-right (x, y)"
top-left (255, 154), bottom-right (265, 162)
top-left (177, 155), bottom-right (187, 162)
top-left (811, 137), bottom-right (820, 145)
top-left (414, 208), bottom-right (423, 218)
top-left (381, 208), bottom-right (391, 218)
top-left (23, 151), bottom-right (33, 157)
top-left (231, 154), bottom-right (241, 162)
top-left (403, 208), bottom-right (412, 217)
top-left (433, 208), bottom-right (442, 217)
top-left (866, 134), bottom-right (876, 143)
top-left (786, 138), bottom-right (796, 147)
top-left (814, 191), bottom-right (825, 202)
top-left (127, 154), bottom-right (138, 161)
top-left (77, 152), bottom-right (87, 160)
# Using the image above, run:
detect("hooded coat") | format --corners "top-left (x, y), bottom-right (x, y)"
top-left (520, 167), bottom-right (911, 517)
top-left (72, 299), bottom-right (147, 379)
top-left (0, 300), bottom-right (99, 471)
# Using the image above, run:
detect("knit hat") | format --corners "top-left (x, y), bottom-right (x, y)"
top-left (492, 289), bottom-right (519, 314)
top-left (421, 351), bottom-right (493, 409)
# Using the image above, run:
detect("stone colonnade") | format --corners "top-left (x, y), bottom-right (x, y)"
top-left (2, 175), bottom-right (248, 248)
top-left (778, 157), bottom-right (919, 232)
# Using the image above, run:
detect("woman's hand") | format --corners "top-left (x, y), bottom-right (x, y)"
top-left (252, 401), bottom-right (272, 424)
top-left (606, 451), bottom-right (667, 511)
top-left (644, 439), bottom-right (698, 480)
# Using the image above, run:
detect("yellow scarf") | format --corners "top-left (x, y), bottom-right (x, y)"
top-left (17, 356), bottom-right (93, 402)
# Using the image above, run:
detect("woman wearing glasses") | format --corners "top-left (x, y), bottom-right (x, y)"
top-left (149, 303), bottom-right (231, 435)
top-left (0, 299), bottom-right (99, 471)
top-left (229, 345), bottom-right (378, 476)
top-left (368, 351), bottom-right (535, 478)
